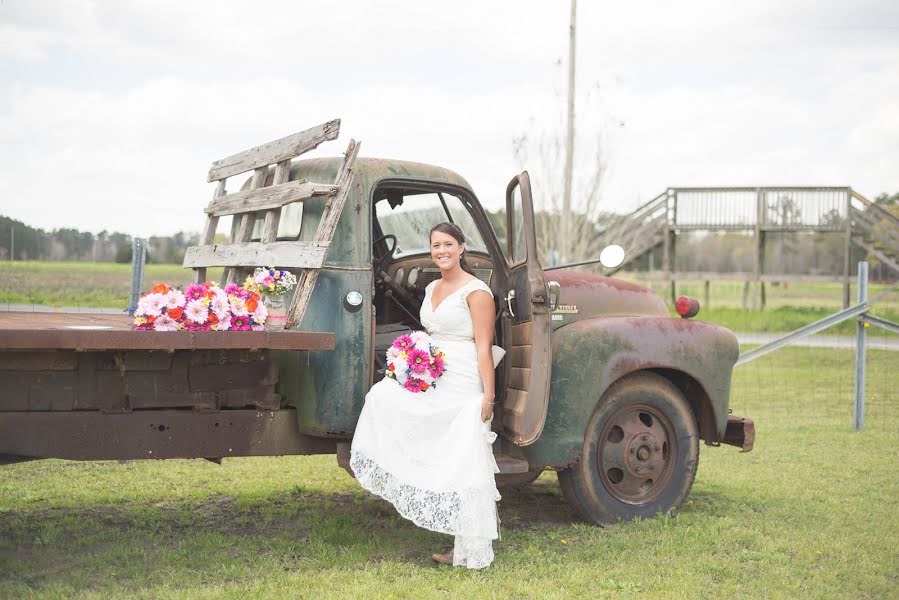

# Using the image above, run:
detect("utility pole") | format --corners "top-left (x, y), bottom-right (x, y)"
top-left (560, 0), bottom-right (577, 263)
top-left (9, 225), bottom-right (13, 261)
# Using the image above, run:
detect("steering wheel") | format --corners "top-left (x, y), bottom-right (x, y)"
top-left (372, 234), bottom-right (398, 281)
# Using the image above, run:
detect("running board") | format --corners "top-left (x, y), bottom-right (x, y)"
top-left (494, 454), bottom-right (530, 474)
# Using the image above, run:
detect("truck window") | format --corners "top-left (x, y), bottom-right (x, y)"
top-left (375, 191), bottom-right (487, 258)
top-left (508, 183), bottom-right (527, 263)
top-left (250, 204), bottom-right (304, 241)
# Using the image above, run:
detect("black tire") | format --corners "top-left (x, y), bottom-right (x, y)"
top-left (558, 372), bottom-right (699, 525)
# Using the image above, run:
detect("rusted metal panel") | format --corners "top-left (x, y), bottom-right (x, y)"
top-left (0, 409), bottom-right (335, 460)
top-left (721, 416), bottom-right (755, 452)
top-left (0, 351), bottom-right (77, 371)
top-left (0, 312), bottom-right (335, 351)
top-left (189, 360), bottom-right (275, 392)
top-left (0, 348), bottom-right (282, 414)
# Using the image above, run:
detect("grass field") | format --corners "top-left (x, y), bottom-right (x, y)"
top-left (1, 346), bottom-right (897, 599)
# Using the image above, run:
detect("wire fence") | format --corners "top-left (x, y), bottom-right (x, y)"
top-left (727, 263), bottom-right (898, 430)
top-left (729, 343), bottom-right (898, 429)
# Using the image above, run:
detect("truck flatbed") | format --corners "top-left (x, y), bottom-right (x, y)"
top-left (0, 312), bottom-right (335, 351)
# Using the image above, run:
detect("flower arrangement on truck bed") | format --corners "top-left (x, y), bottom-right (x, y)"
top-left (132, 281), bottom-right (268, 331)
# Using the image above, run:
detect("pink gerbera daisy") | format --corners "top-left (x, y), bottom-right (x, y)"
top-left (406, 348), bottom-right (430, 373)
top-left (185, 284), bottom-right (207, 302)
top-left (392, 335), bottom-right (413, 350)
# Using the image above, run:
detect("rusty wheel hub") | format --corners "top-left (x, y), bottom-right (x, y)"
top-left (597, 404), bottom-right (676, 504)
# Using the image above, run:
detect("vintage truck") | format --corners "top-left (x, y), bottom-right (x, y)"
top-left (0, 120), bottom-right (753, 525)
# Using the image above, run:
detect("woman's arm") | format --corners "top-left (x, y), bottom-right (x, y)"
top-left (468, 289), bottom-right (496, 422)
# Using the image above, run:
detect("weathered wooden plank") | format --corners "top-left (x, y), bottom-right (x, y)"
top-left (207, 119), bottom-right (341, 182)
top-left (195, 179), bottom-right (227, 283)
top-left (287, 139), bottom-right (360, 328)
top-left (183, 241), bottom-right (328, 269)
top-left (205, 180), bottom-right (337, 218)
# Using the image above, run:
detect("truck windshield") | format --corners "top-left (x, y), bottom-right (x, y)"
top-left (375, 191), bottom-right (487, 258)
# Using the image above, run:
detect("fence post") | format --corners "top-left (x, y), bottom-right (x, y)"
top-left (853, 261), bottom-right (868, 431)
top-left (130, 238), bottom-right (146, 313)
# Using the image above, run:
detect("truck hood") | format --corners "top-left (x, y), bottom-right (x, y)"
top-left (547, 269), bottom-right (669, 327)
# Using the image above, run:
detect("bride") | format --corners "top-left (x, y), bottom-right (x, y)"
top-left (350, 221), bottom-right (502, 569)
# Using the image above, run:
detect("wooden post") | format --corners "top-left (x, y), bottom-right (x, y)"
top-left (753, 188), bottom-right (763, 310)
top-left (704, 280), bottom-right (710, 309)
top-left (130, 238), bottom-right (147, 311)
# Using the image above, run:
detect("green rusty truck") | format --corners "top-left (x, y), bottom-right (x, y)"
top-left (0, 121), bottom-right (753, 525)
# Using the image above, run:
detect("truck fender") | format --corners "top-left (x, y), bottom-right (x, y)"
top-left (521, 316), bottom-right (739, 468)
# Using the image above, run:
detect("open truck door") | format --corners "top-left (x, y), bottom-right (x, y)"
top-left (499, 172), bottom-right (552, 445)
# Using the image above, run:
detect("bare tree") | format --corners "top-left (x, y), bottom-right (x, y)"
top-left (512, 109), bottom-right (608, 266)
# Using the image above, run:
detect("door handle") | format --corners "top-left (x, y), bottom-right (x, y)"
top-left (505, 289), bottom-right (516, 318)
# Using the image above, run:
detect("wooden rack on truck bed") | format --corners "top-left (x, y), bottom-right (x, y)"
top-left (184, 118), bottom-right (360, 329)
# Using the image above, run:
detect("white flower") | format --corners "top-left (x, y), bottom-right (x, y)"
top-left (252, 302), bottom-right (268, 324)
top-left (251, 323), bottom-right (265, 331)
top-left (216, 315), bottom-right (232, 331)
top-left (134, 295), bottom-right (150, 317)
top-left (386, 346), bottom-right (401, 360)
top-left (410, 331), bottom-right (430, 346)
top-left (229, 296), bottom-right (249, 317)
top-left (210, 294), bottom-right (230, 320)
top-left (153, 314), bottom-right (179, 331)
top-left (166, 290), bottom-right (185, 309)
top-left (185, 299), bottom-right (209, 324)
top-left (142, 293), bottom-right (167, 318)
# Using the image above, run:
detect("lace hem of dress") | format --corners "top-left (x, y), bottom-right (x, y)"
top-left (453, 535), bottom-right (494, 569)
top-left (350, 448), bottom-right (500, 540)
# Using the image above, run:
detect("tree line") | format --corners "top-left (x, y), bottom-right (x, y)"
top-left (0, 215), bottom-right (199, 264)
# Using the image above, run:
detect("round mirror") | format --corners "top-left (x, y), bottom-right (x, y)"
top-left (599, 245), bottom-right (625, 269)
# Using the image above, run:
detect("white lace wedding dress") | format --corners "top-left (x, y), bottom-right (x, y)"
top-left (350, 277), bottom-right (501, 569)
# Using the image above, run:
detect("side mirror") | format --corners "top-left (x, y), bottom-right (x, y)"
top-left (599, 245), bottom-right (625, 269)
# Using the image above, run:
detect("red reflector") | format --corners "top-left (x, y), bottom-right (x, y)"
top-left (675, 296), bottom-right (700, 318)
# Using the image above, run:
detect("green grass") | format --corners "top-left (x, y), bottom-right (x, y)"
top-left (1, 346), bottom-right (897, 599)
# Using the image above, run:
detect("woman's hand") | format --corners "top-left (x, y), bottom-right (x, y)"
top-left (481, 396), bottom-right (495, 422)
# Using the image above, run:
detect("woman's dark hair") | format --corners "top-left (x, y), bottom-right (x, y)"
top-left (430, 222), bottom-right (475, 275)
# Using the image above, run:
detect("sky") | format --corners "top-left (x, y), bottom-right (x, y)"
top-left (0, 0), bottom-right (897, 237)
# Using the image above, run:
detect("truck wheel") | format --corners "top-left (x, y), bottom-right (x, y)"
top-left (558, 372), bottom-right (699, 525)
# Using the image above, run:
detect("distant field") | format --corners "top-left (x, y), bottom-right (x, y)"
top-left (0, 261), bottom-right (200, 310)
top-left (0, 262), bottom-right (897, 335)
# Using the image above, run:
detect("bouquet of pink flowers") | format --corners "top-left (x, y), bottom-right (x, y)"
top-left (385, 331), bottom-right (446, 393)
top-left (131, 281), bottom-right (268, 331)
